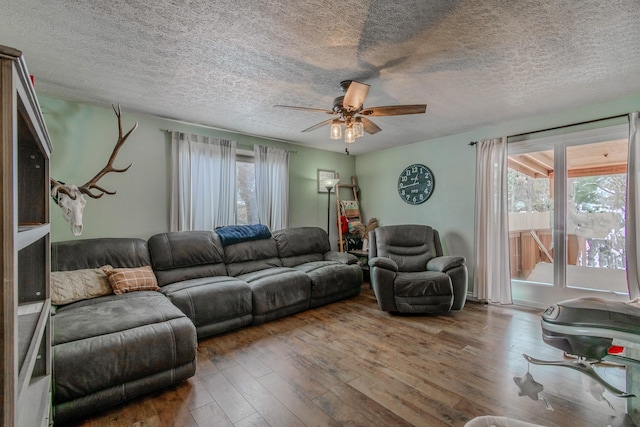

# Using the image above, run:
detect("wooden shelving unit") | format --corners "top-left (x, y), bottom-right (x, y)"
top-left (1, 45), bottom-right (52, 427)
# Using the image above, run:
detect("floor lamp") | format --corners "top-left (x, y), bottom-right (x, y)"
top-left (321, 177), bottom-right (340, 234)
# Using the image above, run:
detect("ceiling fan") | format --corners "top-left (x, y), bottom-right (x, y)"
top-left (274, 80), bottom-right (427, 148)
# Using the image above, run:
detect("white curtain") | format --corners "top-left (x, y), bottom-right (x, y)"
top-left (171, 132), bottom-right (236, 231)
top-left (627, 112), bottom-right (640, 298)
top-left (254, 145), bottom-right (290, 231)
top-left (473, 137), bottom-right (512, 304)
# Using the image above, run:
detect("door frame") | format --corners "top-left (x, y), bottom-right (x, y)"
top-left (508, 123), bottom-right (629, 308)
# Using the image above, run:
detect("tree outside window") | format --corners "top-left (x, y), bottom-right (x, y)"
top-left (236, 159), bottom-right (258, 225)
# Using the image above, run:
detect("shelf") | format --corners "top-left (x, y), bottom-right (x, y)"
top-left (17, 375), bottom-right (50, 427)
top-left (348, 250), bottom-right (368, 257)
top-left (16, 300), bottom-right (49, 399)
top-left (1, 45), bottom-right (52, 427)
top-left (16, 223), bottom-right (49, 250)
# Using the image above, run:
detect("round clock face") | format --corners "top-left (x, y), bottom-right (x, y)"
top-left (397, 164), bottom-right (435, 205)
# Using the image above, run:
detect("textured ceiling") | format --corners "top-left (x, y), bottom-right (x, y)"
top-left (1, 0), bottom-right (640, 155)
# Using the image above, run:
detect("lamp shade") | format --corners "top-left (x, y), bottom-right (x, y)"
top-left (353, 118), bottom-right (364, 138)
top-left (344, 126), bottom-right (355, 143)
top-left (330, 120), bottom-right (342, 140)
top-left (321, 177), bottom-right (340, 190)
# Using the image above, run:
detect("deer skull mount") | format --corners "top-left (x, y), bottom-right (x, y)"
top-left (50, 104), bottom-right (138, 236)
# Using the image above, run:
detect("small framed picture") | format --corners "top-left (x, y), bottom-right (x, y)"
top-left (318, 169), bottom-right (337, 193)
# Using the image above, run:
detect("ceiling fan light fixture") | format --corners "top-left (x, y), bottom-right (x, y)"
top-left (344, 126), bottom-right (356, 143)
top-left (330, 120), bottom-right (342, 140)
top-left (275, 80), bottom-right (426, 146)
top-left (353, 117), bottom-right (364, 138)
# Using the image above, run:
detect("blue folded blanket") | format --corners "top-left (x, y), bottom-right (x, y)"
top-left (215, 224), bottom-right (272, 246)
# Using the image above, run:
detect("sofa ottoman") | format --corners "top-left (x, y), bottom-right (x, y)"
top-left (53, 292), bottom-right (197, 423)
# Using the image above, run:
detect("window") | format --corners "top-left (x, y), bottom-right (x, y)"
top-left (235, 151), bottom-right (258, 225)
top-left (171, 135), bottom-right (288, 231)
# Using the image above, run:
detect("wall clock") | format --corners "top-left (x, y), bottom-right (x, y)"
top-left (397, 164), bottom-right (435, 205)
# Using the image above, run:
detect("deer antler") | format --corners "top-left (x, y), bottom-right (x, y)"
top-left (78, 104), bottom-right (138, 198)
top-left (50, 177), bottom-right (77, 200)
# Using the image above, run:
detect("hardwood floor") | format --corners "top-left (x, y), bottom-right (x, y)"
top-left (66, 286), bottom-right (636, 427)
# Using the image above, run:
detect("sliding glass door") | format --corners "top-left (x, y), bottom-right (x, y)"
top-left (508, 124), bottom-right (629, 307)
top-left (565, 142), bottom-right (628, 293)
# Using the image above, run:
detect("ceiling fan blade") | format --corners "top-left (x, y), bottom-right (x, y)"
top-left (274, 105), bottom-right (334, 114)
top-left (360, 104), bottom-right (427, 116)
top-left (343, 81), bottom-right (370, 111)
top-left (301, 118), bottom-right (335, 133)
top-left (360, 117), bottom-right (381, 134)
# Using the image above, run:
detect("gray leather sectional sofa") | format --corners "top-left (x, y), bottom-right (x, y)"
top-left (50, 226), bottom-right (362, 423)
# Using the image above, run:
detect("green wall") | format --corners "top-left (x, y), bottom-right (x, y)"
top-left (355, 94), bottom-right (640, 293)
top-left (41, 97), bottom-right (356, 246)
top-left (43, 93), bottom-right (640, 294)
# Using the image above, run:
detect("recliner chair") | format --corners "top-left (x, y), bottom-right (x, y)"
top-left (368, 224), bottom-right (468, 313)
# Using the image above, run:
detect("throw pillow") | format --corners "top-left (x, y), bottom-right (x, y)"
top-left (51, 266), bottom-right (114, 305)
top-left (103, 265), bottom-right (160, 295)
top-left (340, 200), bottom-right (360, 218)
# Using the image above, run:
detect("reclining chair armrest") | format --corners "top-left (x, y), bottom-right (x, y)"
top-left (324, 251), bottom-right (358, 265)
top-left (368, 256), bottom-right (398, 272)
top-left (427, 256), bottom-right (465, 273)
top-left (448, 264), bottom-right (468, 310)
top-left (368, 256), bottom-right (398, 312)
